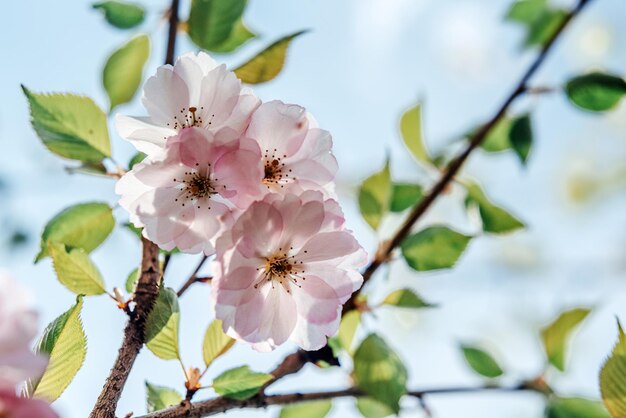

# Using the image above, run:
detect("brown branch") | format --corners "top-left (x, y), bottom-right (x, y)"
top-left (138, 382), bottom-right (542, 418)
top-left (177, 256), bottom-right (209, 297)
top-left (90, 0), bottom-right (181, 415)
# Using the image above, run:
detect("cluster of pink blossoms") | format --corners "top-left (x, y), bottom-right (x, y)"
top-left (0, 272), bottom-right (57, 417)
top-left (116, 52), bottom-right (366, 351)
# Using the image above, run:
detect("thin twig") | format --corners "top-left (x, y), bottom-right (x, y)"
top-left (138, 382), bottom-right (542, 418)
top-left (177, 255), bottom-right (209, 297)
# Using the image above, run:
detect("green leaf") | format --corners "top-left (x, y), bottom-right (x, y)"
top-left (400, 104), bottom-right (429, 164)
top-left (547, 397), bottom-right (610, 418)
top-left (382, 289), bottom-right (432, 309)
top-left (358, 160), bottom-right (391, 230)
top-left (600, 321), bottom-right (626, 417)
top-left (187, 0), bottom-right (247, 51)
top-left (103, 34), bottom-right (150, 110)
top-left (479, 118), bottom-right (513, 153)
top-left (353, 334), bottom-right (407, 414)
top-left (234, 30), bottom-right (307, 84)
top-left (279, 400), bottom-right (332, 418)
top-left (401, 226), bottom-right (472, 271)
top-left (26, 296), bottom-right (87, 402)
top-left (390, 183), bottom-right (422, 213)
top-left (465, 182), bottom-right (524, 234)
top-left (128, 152), bottom-right (147, 169)
top-left (565, 72), bottom-right (626, 112)
top-left (36, 202), bottom-right (115, 262)
top-left (125, 268), bottom-right (139, 293)
top-left (356, 397), bottom-right (394, 418)
top-left (337, 310), bottom-right (361, 354)
top-left (209, 18), bottom-right (256, 53)
top-left (145, 287), bottom-right (180, 360)
top-left (93, 1), bottom-right (145, 29)
top-left (212, 366), bottom-right (272, 400)
top-left (202, 319), bottom-right (235, 367)
top-left (22, 86), bottom-right (111, 162)
top-left (509, 114), bottom-right (532, 165)
top-left (506, 1), bottom-right (566, 47)
top-left (540, 308), bottom-right (591, 371)
top-left (460, 345), bottom-right (504, 378)
top-left (48, 243), bottom-right (106, 296)
top-left (145, 381), bottom-right (183, 413)
top-left (506, 0), bottom-right (547, 24)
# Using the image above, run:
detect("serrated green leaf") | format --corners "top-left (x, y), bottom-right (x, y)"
top-left (461, 345), bottom-right (504, 378)
top-left (212, 366), bottom-right (272, 400)
top-left (36, 202), bottom-right (115, 262)
top-left (541, 308), bottom-right (591, 372)
top-left (103, 34), bottom-right (150, 110)
top-left (382, 289), bottom-right (432, 309)
top-left (600, 321), bottom-right (626, 417)
top-left (22, 86), bottom-right (111, 162)
top-left (353, 334), bottom-right (407, 414)
top-left (390, 183), bottom-right (422, 213)
top-left (48, 243), bottom-right (106, 296)
top-left (401, 226), bottom-right (471, 271)
top-left (209, 18), bottom-right (256, 53)
top-left (234, 30), bottom-right (307, 84)
top-left (565, 72), bottom-right (626, 112)
top-left (188, 0), bottom-right (247, 51)
top-left (145, 287), bottom-right (180, 360)
top-left (145, 381), bottom-right (183, 413)
top-left (358, 160), bottom-right (391, 230)
top-left (356, 397), bottom-right (394, 418)
top-left (203, 319), bottom-right (235, 367)
top-left (279, 400), bottom-right (332, 418)
top-left (465, 182), bottom-right (524, 234)
top-left (400, 104), bottom-right (429, 164)
top-left (93, 1), bottom-right (145, 29)
top-left (510, 114), bottom-right (532, 165)
top-left (547, 397), bottom-right (609, 418)
top-left (26, 297), bottom-right (86, 402)
top-left (125, 268), bottom-right (139, 293)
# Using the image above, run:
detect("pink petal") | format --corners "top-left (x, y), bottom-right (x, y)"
top-left (298, 231), bottom-right (362, 263)
top-left (142, 66), bottom-right (190, 127)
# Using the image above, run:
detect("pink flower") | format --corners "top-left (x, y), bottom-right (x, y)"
top-left (212, 191), bottom-right (366, 351)
top-left (0, 389), bottom-right (58, 418)
top-left (244, 101), bottom-right (338, 197)
top-left (0, 272), bottom-right (47, 389)
top-left (116, 127), bottom-right (264, 255)
top-left (116, 52), bottom-right (260, 155)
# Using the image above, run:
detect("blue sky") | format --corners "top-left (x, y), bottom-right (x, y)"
top-left (1, 0), bottom-right (626, 417)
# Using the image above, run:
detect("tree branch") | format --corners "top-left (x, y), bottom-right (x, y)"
top-left (89, 0), bottom-right (181, 414)
top-left (177, 255), bottom-right (209, 297)
top-left (138, 382), bottom-right (542, 418)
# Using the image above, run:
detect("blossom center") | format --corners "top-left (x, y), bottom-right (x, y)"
top-left (255, 248), bottom-right (306, 292)
top-left (167, 106), bottom-right (215, 130)
top-left (173, 165), bottom-right (221, 209)
top-left (262, 149), bottom-right (294, 188)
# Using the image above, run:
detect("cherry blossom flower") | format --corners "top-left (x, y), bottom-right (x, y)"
top-left (0, 389), bottom-right (58, 418)
top-left (212, 191), bottom-right (366, 351)
top-left (244, 101), bottom-right (338, 197)
top-left (116, 127), bottom-right (264, 255)
top-left (116, 52), bottom-right (260, 155)
top-left (0, 272), bottom-right (47, 389)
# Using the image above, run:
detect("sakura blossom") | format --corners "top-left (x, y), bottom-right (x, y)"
top-left (0, 389), bottom-right (58, 418)
top-left (116, 127), bottom-right (265, 255)
top-left (212, 191), bottom-right (366, 351)
top-left (116, 52), bottom-right (260, 155)
top-left (244, 100), bottom-right (338, 197)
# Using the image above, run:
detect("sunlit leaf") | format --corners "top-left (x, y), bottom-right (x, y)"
top-left (203, 319), bottom-right (235, 367)
top-left (212, 366), bottom-right (272, 400)
top-left (26, 297), bottom-right (86, 402)
top-left (479, 118), bottom-right (513, 153)
top-left (125, 268), bottom-right (139, 293)
top-left (187, 0), bottom-right (247, 51)
top-left (547, 397), bottom-right (610, 418)
top-left (337, 310), bottom-right (361, 354)
top-left (48, 243), bottom-right (106, 296)
top-left (401, 226), bottom-right (472, 271)
top-left (279, 400), bottom-right (332, 418)
top-left (145, 287), bottom-right (180, 360)
top-left (353, 334), bottom-right (407, 413)
top-left (103, 34), bottom-right (150, 110)
top-left (541, 308), bottom-right (591, 371)
top-left (382, 289), bottom-right (432, 309)
top-left (565, 72), bottom-right (626, 112)
top-left (22, 86), bottom-right (111, 162)
top-left (234, 31), bottom-right (307, 84)
top-left (509, 114), bottom-right (532, 165)
top-left (36, 202), bottom-right (115, 262)
top-left (390, 183), bottom-right (422, 213)
top-left (356, 397), bottom-right (394, 418)
top-left (93, 1), bottom-right (145, 29)
top-left (400, 104), bottom-right (429, 164)
top-left (600, 321), bottom-right (626, 417)
top-left (461, 345), bottom-right (504, 378)
top-left (145, 381), bottom-right (183, 413)
top-left (358, 160), bottom-right (391, 230)
top-left (210, 18), bottom-right (256, 53)
top-left (465, 182), bottom-right (524, 234)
